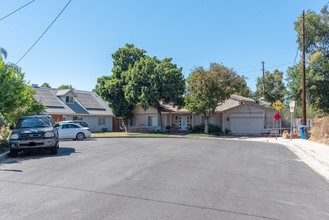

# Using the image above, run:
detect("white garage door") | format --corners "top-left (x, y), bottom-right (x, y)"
top-left (231, 117), bottom-right (264, 134)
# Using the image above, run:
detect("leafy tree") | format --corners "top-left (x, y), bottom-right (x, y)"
top-left (287, 7), bottom-right (329, 114)
top-left (125, 56), bottom-right (185, 130)
top-left (95, 43), bottom-right (146, 131)
top-left (41, 82), bottom-right (51, 88)
top-left (254, 69), bottom-right (287, 104)
top-left (0, 57), bottom-right (45, 124)
top-left (235, 75), bottom-right (252, 98)
top-left (58, 84), bottom-right (74, 90)
top-left (185, 63), bottom-right (247, 133)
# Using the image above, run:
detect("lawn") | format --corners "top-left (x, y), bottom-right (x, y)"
top-left (91, 132), bottom-right (221, 138)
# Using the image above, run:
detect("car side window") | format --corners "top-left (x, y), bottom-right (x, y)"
top-left (71, 124), bottom-right (79, 128)
top-left (61, 124), bottom-right (69, 129)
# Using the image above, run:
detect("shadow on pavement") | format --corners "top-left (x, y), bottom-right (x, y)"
top-left (2, 147), bottom-right (76, 164)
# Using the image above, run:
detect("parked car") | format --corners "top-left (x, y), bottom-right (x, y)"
top-left (8, 115), bottom-right (59, 157)
top-left (57, 120), bottom-right (90, 130)
top-left (56, 123), bottom-right (91, 140)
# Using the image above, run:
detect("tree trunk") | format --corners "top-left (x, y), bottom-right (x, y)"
top-left (204, 118), bottom-right (209, 134)
top-left (157, 109), bottom-right (163, 131)
top-left (120, 118), bottom-right (127, 133)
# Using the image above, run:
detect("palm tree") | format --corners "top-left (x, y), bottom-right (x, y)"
top-left (0, 47), bottom-right (7, 59)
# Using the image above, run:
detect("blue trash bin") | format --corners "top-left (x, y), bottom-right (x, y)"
top-left (299, 125), bottom-right (311, 139)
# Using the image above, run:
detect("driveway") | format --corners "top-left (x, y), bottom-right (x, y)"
top-left (1, 138), bottom-right (329, 219)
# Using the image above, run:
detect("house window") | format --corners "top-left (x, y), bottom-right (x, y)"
top-left (148, 116), bottom-right (158, 127)
top-left (73, 116), bottom-right (83, 121)
top-left (98, 117), bottom-right (105, 125)
top-left (66, 96), bottom-right (74, 104)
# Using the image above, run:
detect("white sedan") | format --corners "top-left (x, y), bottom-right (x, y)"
top-left (57, 123), bottom-right (91, 140)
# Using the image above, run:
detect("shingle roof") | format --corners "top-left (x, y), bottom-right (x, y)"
top-left (34, 88), bottom-right (113, 116)
top-left (230, 94), bottom-right (255, 103)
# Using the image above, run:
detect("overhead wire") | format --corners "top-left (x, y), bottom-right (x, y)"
top-left (16, 0), bottom-right (72, 65)
top-left (0, 0), bottom-right (36, 22)
top-left (239, 61), bottom-right (294, 75)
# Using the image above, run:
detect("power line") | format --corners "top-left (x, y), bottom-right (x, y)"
top-left (16, 0), bottom-right (72, 65)
top-left (0, 0), bottom-right (36, 22)
top-left (239, 61), bottom-right (294, 75)
top-left (266, 62), bottom-right (294, 69)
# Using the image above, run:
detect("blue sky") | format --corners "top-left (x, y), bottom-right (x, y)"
top-left (1, 1), bottom-right (326, 92)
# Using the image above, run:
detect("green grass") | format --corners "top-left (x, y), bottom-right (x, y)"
top-left (91, 132), bottom-right (221, 138)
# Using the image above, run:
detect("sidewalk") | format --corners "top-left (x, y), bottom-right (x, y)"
top-left (245, 137), bottom-right (329, 182)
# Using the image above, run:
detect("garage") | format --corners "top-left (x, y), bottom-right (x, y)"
top-left (230, 116), bottom-right (264, 134)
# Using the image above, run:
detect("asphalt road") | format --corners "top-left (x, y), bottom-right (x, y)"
top-left (1, 138), bottom-right (329, 220)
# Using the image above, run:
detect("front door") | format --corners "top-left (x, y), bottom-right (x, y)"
top-left (179, 116), bottom-right (190, 131)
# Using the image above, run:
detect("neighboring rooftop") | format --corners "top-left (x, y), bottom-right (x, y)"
top-left (33, 88), bottom-right (113, 116)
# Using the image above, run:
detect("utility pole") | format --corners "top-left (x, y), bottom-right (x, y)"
top-left (262, 61), bottom-right (265, 99)
top-left (302, 10), bottom-right (307, 125)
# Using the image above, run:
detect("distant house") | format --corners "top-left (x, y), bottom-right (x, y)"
top-left (129, 94), bottom-right (276, 134)
top-left (33, 87), bottom-right (113, 132)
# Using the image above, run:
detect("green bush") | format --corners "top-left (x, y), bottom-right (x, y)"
top-left (193, 125), bottom-right (204, 133)
top-left (0, 126), bottom-right (11, 153)
top-left (0, 125), bottom-right (11, 140)
top-left (192, 124), bottom-right (222, 134)
top-left (101, 127), bottom-right (108, 132)
top-left (0, 140), bottom-right (8, 147)
top-left (165, 125), bottom-right (171, 132)
top-left (224, 128), bottom-right (231, 135)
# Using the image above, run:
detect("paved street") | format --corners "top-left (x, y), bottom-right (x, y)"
top-left (1, 138), bottom-right (329, 220)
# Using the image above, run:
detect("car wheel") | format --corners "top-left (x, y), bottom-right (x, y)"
top-left (76, 132), bottom-right (85, 140)
top-left (10, 149), bottom-right (18, 157)
top-left (50, 143), bottom-right (58, 154)
top-left (50, 146), bottom-right (57, 154)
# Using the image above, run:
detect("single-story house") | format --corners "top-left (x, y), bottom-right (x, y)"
top-left (128, 94), bottom-right (277, 134)
top-left (33, 87), bottom-right (114, 132)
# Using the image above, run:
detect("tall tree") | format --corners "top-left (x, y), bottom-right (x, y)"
top-left (58, 84), bottom-right (74, 90)
top-left (0, 47), bottom-right (7, 60)
top-left (254, 69), bottom-right (286, 104)
top-left (0, 57), bottom-right (45, 123)
top-left (125, 56), bottom-right (185, 130)
top-left (287, 7), bottom-right (329, 114)
top-left (41, 82), bottom-right (51, 88)
top-left (234, 75), bottom-right (252, 98)
top-left (95, 43), bottom-right (146, 131)
top-left (185, 63), bottom-right (246, 133)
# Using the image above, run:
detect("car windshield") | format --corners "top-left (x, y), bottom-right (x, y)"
top-left (16, 117), bottom-right (52, 128)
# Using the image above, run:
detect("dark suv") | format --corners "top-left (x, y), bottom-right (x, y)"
top-left (9, 115), bottom-right (59, 157)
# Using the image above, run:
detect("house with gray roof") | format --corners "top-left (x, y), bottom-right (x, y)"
top-left (33, 87), bottom-right (113, 132)
top-left (129, 94), bottom-right (276, 134)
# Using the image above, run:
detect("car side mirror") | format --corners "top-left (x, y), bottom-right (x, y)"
top-left (9, 125), bottom-right (14, 130)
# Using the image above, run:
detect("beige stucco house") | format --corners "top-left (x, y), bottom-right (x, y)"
top-left (128, 94), bottom-right (276, 134)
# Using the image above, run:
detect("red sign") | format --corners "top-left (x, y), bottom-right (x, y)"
top-left (274, 113), bottom-right (281, 120)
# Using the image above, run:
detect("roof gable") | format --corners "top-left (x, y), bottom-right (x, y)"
top-left (56, 89), bottom-right (76, 97)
